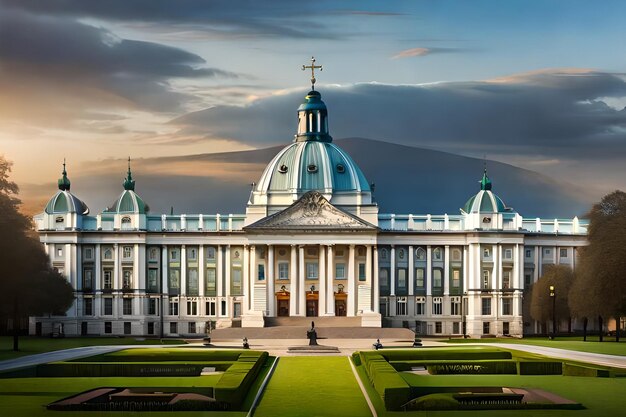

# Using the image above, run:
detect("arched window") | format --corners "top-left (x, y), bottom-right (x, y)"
top-left (433, 247), bottom-right (442, 260)
top-left (416, 247), bottom-right (426, 260)
top-left (121, 216), bottom-right (132, 230)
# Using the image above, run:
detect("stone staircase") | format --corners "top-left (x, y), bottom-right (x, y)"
top-left (264, 316), bottom-right (362, 328)
top-left (209, 325), bottom-right (415, 340)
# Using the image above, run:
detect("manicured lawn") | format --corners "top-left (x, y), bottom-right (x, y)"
top-left (444, 336), bottom-right (626, 356)
top-left (254, 356), bottom-right (370, 417)
top-left (0, 376), bottom-right (238, 417)
top-left (0, 336), bottom-right (186, 361)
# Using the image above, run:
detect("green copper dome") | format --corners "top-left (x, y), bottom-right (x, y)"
top-left (104, 161), bottom-right (149, 214)
top-left (462, 169), bottom-right (510, 214)
top-left (45, 161), bottom-right (89, 214)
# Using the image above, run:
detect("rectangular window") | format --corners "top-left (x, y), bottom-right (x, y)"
top-left (188, 247), bottom-right (197, 261)
top-left (84, 298), bottom-right (93, 316)
top-left (122, 269), bottom-right (132, 290)
top-left (206, 268), bottom-right (216, 294)
top-left (452, 269), bottom-right (460, 288)
top-left (544, 248), bottom-right (552, 256)
top-left (57, 247), bottom-right (63, 257)
top-left (482, 270), bottom-right (490, 289)
top-left (169, 248), bottom-right (179, 261)
top-left (123, 246), bottom-right (132, 259)
top-left (104, 298), bottom-right (113, 315)
top-left (257, 264), bottom-right (265, 281)
top-left (103, 247), bottom-right (113, 260)
top-left (415, 268), bottom-right (425, 288)
top-left (483, 248), bottom-right (491, 258)
top-left (187, 268), bottom-right (199, 295)
top-left (306, 262), bottom-right (318, 279)
top-left (435, 322), bottom-right (442, 334)
top-left (168, 269), bottom-right (180, 291)
top-left (103, 269), bottom-right (113, 290)
top-left (379, 268), bottom-right (389, 289)
top-left (503, 321), bottom-right (510, 335)
top-left (483, 321), bottom-right (491, 335)
top-left (433, 269), bottom-right (443, 287)
top-left (504, 248), bottom-right (513, 260)
top-left (83, 268), bottom-right (93, 291)
top-left (170, 322), bottom-right (177, 334)
top-left (123, 298), bottom-right (132, 315)
top-left (396, 297), bottom-right (407, 316)
top-left (232, 268), bottom-right (242, 294)
top-left (278, 262), bottom-right (289, 280)
top-left (525, 249), bottom-right (532, 258)
top-left (169, 300), bottom-right (179, 316)
top-left (84, 247), bottom-right (93, 260)
top-left (148, 298), bottom-right (157, 315)
top-left (148, 247), bottom-right (159, 262)
top-left (147, 268), bottom-right (159, 292)
top-left (453, 322), bottom-right (460, 334)
top-left (206, 247), bottom-right (216, 260)
top-left (188, 322), bottom-right (196, 334)
top-left (206, 301), bottom-right (216, 316)
top-left (124, 322), bottom-right (131, 335)
top-left (560, 248), bottom-right (568, 258)
top-left (502, 270), bottom-right (511, 289)
top-left (358, 263), bottom-right (366, 281)
top-left (502, 298), bottom-right (512, 315)
top-left (415, 298), bottom-right (425, 315)
top-left (104, 321), bottom-right (112, 334)
top-left (482, 298), bottom-right (492, 315)
top-left (432, 297), bottom-right (443, 315)
top-left (397, 268), bottom-right (407, 289)
top-left (524, 272), bottom-right (533, 287)
top-left (450, 298), bottom-right (461, 315)
top-left (335, 263), bottom-right (346, 279)
top-left (187, 301), bottom-right (198, 315)
top-left (147, 322), bottom-right (155, 335)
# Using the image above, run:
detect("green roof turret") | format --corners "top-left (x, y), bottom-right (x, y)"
top-left (57, 159), bottom-right (71, 191)
top-left (123, 157), bottom-right (135, 191)
top-left (480, 168), bottom-right (492, 191)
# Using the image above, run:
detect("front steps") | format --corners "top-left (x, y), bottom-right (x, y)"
top-left (264, 316), bottom-right (362, 327)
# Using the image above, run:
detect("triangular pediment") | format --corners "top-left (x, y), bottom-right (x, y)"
top-left (245, 191), bottom-right (377, 231)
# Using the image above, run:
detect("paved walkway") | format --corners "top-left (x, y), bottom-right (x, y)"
top-left (488, 343), bottom-right (626, 369)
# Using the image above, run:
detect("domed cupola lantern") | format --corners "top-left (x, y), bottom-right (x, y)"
top-left (102, 158), bottom-right (149, 230)
top-left (43, 160), bottom-right (90, 230)
top-left (461, 168), bottom-right (519, 230)
top-left (246, 57), bottom-right (378, 225)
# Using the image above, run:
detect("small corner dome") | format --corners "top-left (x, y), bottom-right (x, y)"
top-left (45, 191), bottom-right (89, 215)
top-left (461, 169), bottom-right (511, 214)
top-left (104, 190), bottom-right (149, 215)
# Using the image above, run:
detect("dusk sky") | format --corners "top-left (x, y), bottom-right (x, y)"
top-left (1, 0), bottom-right (626, 213)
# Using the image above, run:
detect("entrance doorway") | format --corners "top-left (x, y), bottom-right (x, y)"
top-left (306, 300), bottom-right (318, 317)
top-left (335, 299), bottom-right (346, 316)
top-left (81, 321), bottom-right (88, 336)
top-left (278, 299), bottom-right (289, 316)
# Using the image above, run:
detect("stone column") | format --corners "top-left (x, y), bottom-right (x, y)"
top-left (113, 244), bottom-right (120, 290)
top-left (426, 246), bottom-right (432, 296)
top-left (326, 245), bottom-right (334, 315)
top-left (390, 245), bottom-right (396, 296)
top-left (290, 245), bottom-right (297, 316)
top-left (242, 245), bottom-right (249, 313)
top-left (366, 245), bottom-right (373, 312)
top-left (373, 246), bottom-right (379, 313)
top-left (298, 245), bottom-right (305, 316)
top-left (347, 244), bottom-right (356, 316)
top-left (161, 245), bottom-right (168, 295)
top-left (224, 245), bottom-right (231, 317)
top-left (444, 245), bottom-right (450, 296)
top-left (408, 245), bottom-right (414, 296)
top-left (249, 246), bottom-right (256, 311)
top-left (267, 245), bottom-right (275, 316)
top-left (198, 245), bottom-right (205, 297)
top-left (180, 245), bottom-right (187, 297)
top-left (318, 245), bottom-right (326, 316)
top-left (216, 245), bottom-right (223, 315)
top-left (95, 244), bottom-right (102, 317)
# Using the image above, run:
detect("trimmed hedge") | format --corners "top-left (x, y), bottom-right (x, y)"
top-left (390, 359), bottom-right (516, 373)
top-left (375, 348), bottom-right (512, 362)
top-left (214, 351), bottom-right (268, 410)
top-left (35, 361), bottom-right (234, 377)
top-left (427, 361), bottom-right (517, 375)
top-left (518, 361), bottom-right (562, 375)
top-left (73, 348), bottom-right (244, 363)
top-left (360, 353), bottom-right (410, 411)
top-left (563, 363), bottom-right (611, 378)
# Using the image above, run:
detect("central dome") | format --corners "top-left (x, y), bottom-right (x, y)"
top-left (247, 88), bottom-right (375, 222)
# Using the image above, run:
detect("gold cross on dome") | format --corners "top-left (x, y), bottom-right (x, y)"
top-left (302, 56), bottom-right (322, 90)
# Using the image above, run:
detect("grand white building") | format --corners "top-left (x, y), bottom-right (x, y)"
top-left (32, 85), bottom-right (588, 338)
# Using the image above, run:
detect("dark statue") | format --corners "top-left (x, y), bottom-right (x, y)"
top-left (307, 321), bottom-right (318, 346)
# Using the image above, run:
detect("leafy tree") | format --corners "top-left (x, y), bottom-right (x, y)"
top-left (530, 264), bottom-right (574, 334)
top-left (572, 191), bottom-right (626, 342)
top-left (0, 156), bottom-right (74, 351)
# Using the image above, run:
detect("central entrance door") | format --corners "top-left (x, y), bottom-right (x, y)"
top-left (306, 291), bottom-right (319, 317)
top-left (278, 299), bottom-right (289, 317)
top-left (335, 299), bottom-right (347, 316)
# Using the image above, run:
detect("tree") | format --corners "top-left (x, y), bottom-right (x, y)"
top-left (0, 156), bottom-right (74, 350)
top-left (530, 264), bottom-right (574, 335)
top-left (572, 191), bottom-right (626, 342)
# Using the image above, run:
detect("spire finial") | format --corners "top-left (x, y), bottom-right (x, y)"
top-left (302, 56), bottom-right (322, 90)
top-left (58, 159), bottom-right (71, 191)
top-left (123, 156), bottom-right (135, 191)
top-left (480, 165), bottom-right (492, 191)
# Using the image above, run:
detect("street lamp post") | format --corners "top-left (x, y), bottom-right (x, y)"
top-left (549, 285), bottom-right (556, 340)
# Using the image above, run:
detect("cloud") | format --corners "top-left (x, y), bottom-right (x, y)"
top-left (0, 0), bottom-right (348, 40)
top-left (168, 70), bottom-right (626, 190)
top-left (392, 47), bottom-right (466, 59)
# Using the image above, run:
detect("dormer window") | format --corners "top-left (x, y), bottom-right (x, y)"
top-left (336, 164), bottom-right (345, 173)
top-left (307, 164), bottom-right (318, 173)
top-left (278, 164), bottom-right (288, 173)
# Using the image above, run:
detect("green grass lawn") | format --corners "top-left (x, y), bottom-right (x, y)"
top-left (254, 356), bottom-right (371, 417)
top-left (0, 336), bottom-right (186, 361)
top-left (444, 336), bottom-right (626, 356)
